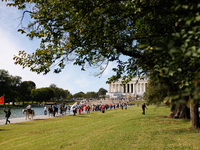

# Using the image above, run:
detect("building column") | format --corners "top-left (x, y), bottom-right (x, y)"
top-left (118, 84), bottom-right (121, 92)
top-left (138, 83), bottom-right (141, 92)
top-left (143, 83), bottom-right (145, 92)
top-left (135, 83), bottom-right (137, 95)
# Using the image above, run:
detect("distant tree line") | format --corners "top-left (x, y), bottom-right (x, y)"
top-left (0, 69), bottom-right (107, 105)
top-left (73, 88), bottom-right (108, 100)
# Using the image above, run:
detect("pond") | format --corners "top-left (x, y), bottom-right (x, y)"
top-left (0, 106), bottom-right (71, 120)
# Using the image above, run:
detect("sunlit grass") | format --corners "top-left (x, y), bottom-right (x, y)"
top-left (0, 106), bottom-right (200, 150)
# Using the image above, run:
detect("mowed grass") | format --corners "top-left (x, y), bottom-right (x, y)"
top-left (0, 106), bottom-right (200, 150)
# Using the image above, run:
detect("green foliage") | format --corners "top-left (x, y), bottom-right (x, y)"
top-left (64, 89), bottom-right (73, 100)
top-left (143, 78), bottom-right (168, 105)
top-left (85, 92), bottom-right (98, 99)
top-left (4, 1), bottom-right (200, 107)
top-left (31, 87), bottom-right (55, 103)
top-left (73, 91), bottom-right (85, 99)
top-left (0, 69), bottom-right (22, 103)
top-left (97, 88), bottom-right (107, 96)
top-left (18, 81), bottom-right (36, 104)
top-left (49, 84), bottom-right (67, 100)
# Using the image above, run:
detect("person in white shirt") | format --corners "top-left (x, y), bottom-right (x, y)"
top-left (26, 104), bottom-right (32, 113)
top-left (44, 105), bottom-right (47, 115)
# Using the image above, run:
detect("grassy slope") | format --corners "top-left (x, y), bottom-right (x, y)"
top-left (0, 106), bottom-right (200, 150)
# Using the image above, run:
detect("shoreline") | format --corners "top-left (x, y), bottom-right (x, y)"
top-left (0, 113), bottom-right (70, 125)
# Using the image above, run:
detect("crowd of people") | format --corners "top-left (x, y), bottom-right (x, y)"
top-left (3, 101), bottom-right (147, 124)
top-left (46, 102), bottom-right (129, 116)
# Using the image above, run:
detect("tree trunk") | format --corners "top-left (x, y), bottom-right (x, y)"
top-left (190, 101), bottom-right (199, 129)
top-left (168, 104), bottom-right (190, 119)
top-left (178, 104), bottom-right (190, 119)
top-left (12, 99), bottom-right (15, 106)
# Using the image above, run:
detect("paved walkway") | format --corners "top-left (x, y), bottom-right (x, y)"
top-left (0, 113), bottom-right (70, 125)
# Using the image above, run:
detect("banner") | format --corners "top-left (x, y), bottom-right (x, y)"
top-left (0, 95), bottom-right (4, 104)
top-left (80, 100), bottom-right (85, 105)
top-left (70, 102), bottom-right (77, 110)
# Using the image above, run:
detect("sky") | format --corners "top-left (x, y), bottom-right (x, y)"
top-left (0, 2), bottom-right (117, 94)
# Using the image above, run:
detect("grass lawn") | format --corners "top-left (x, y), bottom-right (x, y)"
top-left (0, 106), bottom-right (200, 150)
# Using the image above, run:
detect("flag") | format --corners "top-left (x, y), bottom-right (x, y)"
top-left (0, 95), bottom-right (4, 104)
top-left (70, 102), bottom-right (77, 110)
top-left (80, 100), bottom-right (85, 105)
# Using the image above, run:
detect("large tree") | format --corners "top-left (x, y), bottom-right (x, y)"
top-left (73, 92), bottom-right (85, 99)
top-left (0, 69), bottom-right (22, 104)
top-left (19, 81), bottom-right (36, 105)
top-left (98, 88), bottom-right (108, 99)
top-left (31, 87), bottom-right (55, 103)
top-left (49, 84), bottom-right (67, 101)
top-left (85, 92), bottom-right (98, 99)
top-left (5, 0), bottom-right (200, 128)
top-left (64, 90), bottom-right (73, 100)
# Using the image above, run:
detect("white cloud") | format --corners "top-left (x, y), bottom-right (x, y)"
top-left (75, 78), bottom-right (95, 88)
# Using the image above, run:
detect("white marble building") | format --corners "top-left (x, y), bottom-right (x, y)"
top-left (106, 77), bottom-right (148, 99)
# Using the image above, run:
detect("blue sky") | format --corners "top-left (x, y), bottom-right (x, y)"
top-left (0, 2), bottom-right (117, 94)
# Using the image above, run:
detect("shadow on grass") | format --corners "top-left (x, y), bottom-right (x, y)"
top-left (163, 128), bottom-right (200, 134)
top-left (76, 115), bottom-right (89, 118)
top-left (12, 122), bottom-right (31, 125)
top-left (157, 116), bottom-right (190, 123)
top-left (33, 119), bottom-right (46, 121)
top-left (0, 129), bottom-right (8, 131)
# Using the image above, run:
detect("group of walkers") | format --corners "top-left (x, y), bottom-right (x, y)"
top-left (55, 102), bottom-right (129, 116)
top-left (2, 101), bottom-right (148, 125)
top-left (45, 103), bottom-right (58, 117)
top-left (44, 102), bottom-right (147, 116)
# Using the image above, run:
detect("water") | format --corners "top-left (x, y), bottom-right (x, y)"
top-left (0, 107), bottom-right (72, 120)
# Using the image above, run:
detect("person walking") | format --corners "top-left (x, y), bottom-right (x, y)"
top-left (4, 109), bottom-right (11, 124)
top-left (102, 105), bottom-right (105, 113)
top-left (125, 102), bottom-right (127, 110)
top-left (44, 105), bottom-right (47, 115)
top-left (53, 103), bottom-right (57, 117)
top-left (72, 106), bottom-right (76, 116)
top-left (87, 105), bottom-right (90, 113)
top-left (79, 106), bottom-right (82, 115)
top-left (142, 103), bottom-right (147, 115)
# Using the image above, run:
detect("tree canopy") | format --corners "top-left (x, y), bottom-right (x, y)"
top-left (31, 87), bottom-right (55, 103)
top-left (49, 84), bottom-right (67, 100)
top-left (0, 69), bottom-right (22, 103)
top-left (19, 81), bottom-right (36, 105)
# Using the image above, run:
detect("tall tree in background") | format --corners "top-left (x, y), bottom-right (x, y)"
top-left (64, 90), bottom-right (73, 100)
top-left (5, 0), bottom-right (200, 128)
top-left (85, 92), bottom-right (98, 99)
top-left (19, 81), bottom-right (36, 105)
top-left (98, 88), bottom-right (108, 99)
top-left (0, 69), bottom-right (22, 104)
top-left (49, 84), bottom-right (68, 101)
top-left (73, 92), bottom-right (85, 99)
top-left (31, 87), bottom-right (55, 103)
